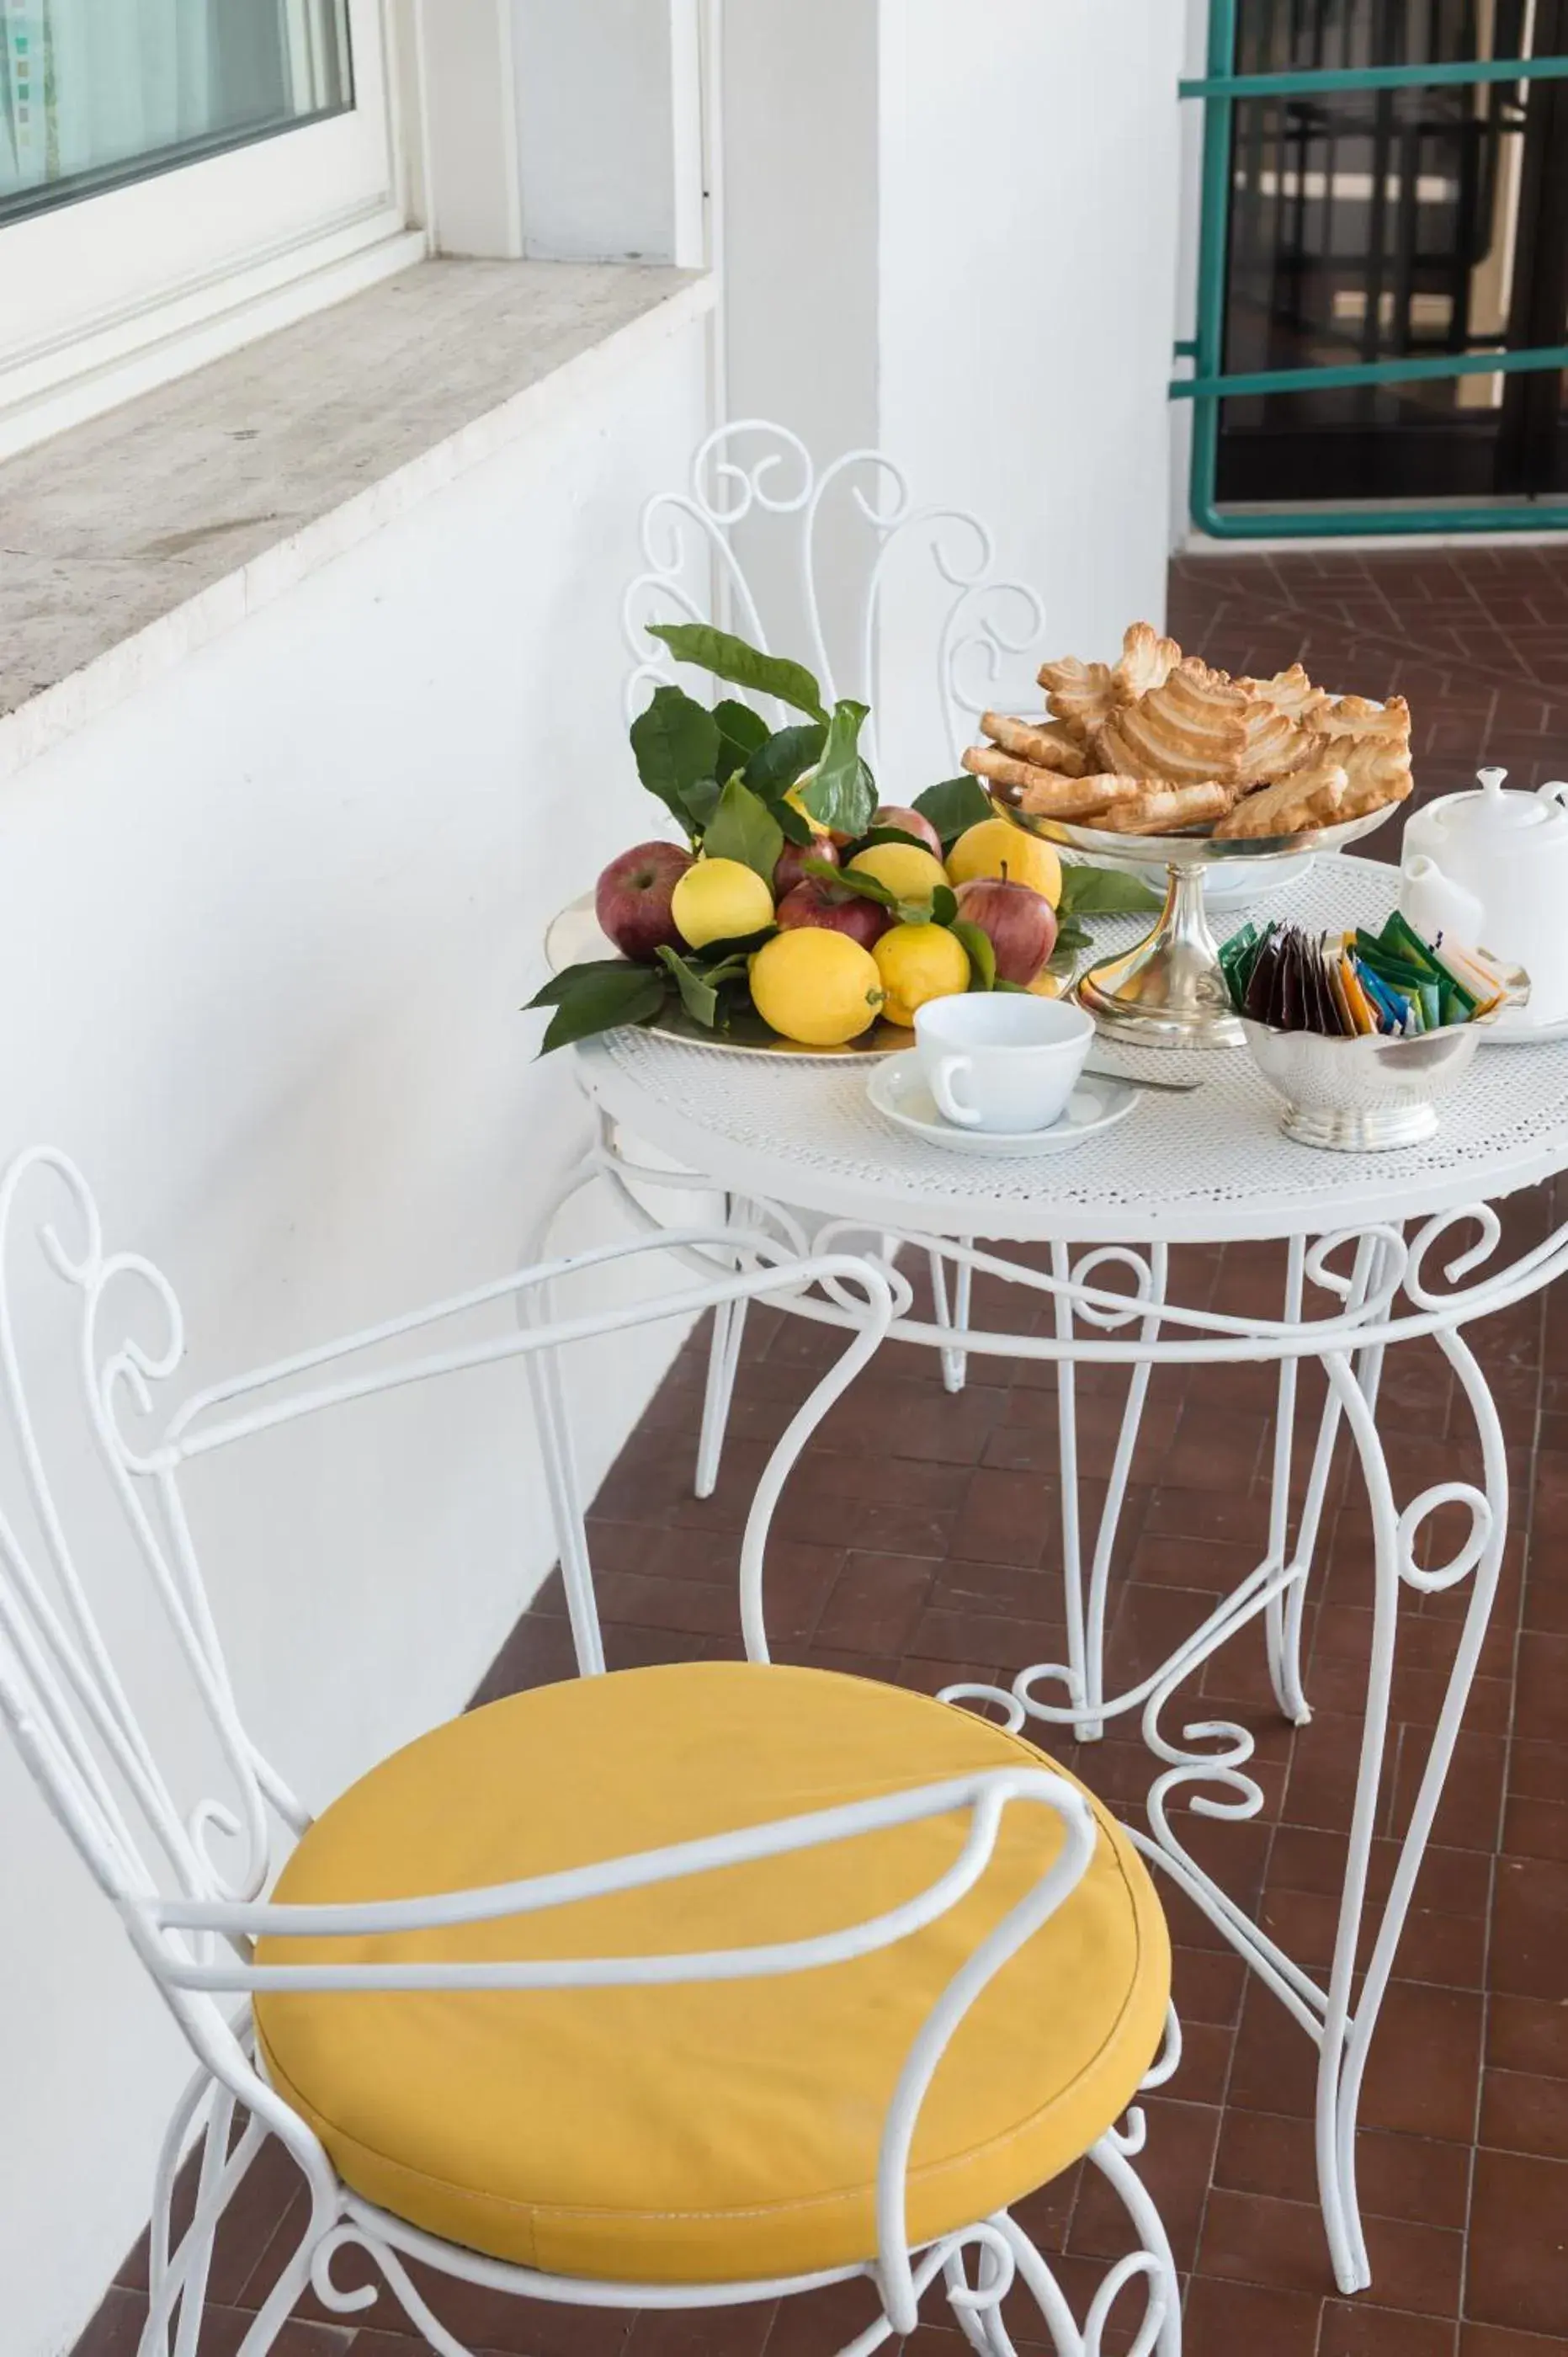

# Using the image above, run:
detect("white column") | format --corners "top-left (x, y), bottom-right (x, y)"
top-left (718, 0), bottom-right (1185, 785)
top-left (874, 0), bottom-right (1185, 779)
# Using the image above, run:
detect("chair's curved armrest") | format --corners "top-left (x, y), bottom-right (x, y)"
top-left (130, 1767), bottom-right (1092, 1996)
top-left (164, 1246), bottom-right (895, 1462)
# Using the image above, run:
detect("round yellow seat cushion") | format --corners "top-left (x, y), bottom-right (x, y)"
top-left (255, 1662), bottom-right (1167, 2285)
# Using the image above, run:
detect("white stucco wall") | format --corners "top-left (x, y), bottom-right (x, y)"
top-left (0, 311), bottom-right (711, 2357)
top-left (720, 0), bottom-right (1186, 790)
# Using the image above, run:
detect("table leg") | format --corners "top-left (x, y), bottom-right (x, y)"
top-left (1310, 1325), bottom-right (1506, 2293)
top-left (1123, 1315), bottom-right (1506, 2296)
top-left (696, 1194), bottom-right (749, 1500)
top-left (1049, 1241), bottom-right (1169, 1744)
top-left (929, 1241), bottom-right (974, 1395)
top-left (1262, 1227), bottom-right (1404, 1730)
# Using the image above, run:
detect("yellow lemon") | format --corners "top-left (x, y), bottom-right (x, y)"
top-left (874, 922), bottom-right (970, 1029)
top-left (748, 928), bottom-right (885, 1046)
top-left (672, 857), bottom-right (774, 950)
top-left (946, 818), bottom-right (1062, 906)
top-left (846, 841), bottom-right (949, 907)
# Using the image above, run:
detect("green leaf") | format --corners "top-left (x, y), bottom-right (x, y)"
top-left (648, 622), bottom-right (827, 721)
top-left (528, 962), bottom-right (667, 1053)
top-left (630, 687), bottom-right (722, 837)
top-left (800, 702), bottom-right (875, 837)
top-left (713, 698), bottom-right (770, 781)
top-left (1057, 863), bottom-right (1163, 916)
top-left (525, 957), bottom-right (646, 1010)
top-left (655, 945), bottom-right (720, 1028)
top-left (693, 923), bottom-right (779, 960)
top-left (1046, 917), bottom-right (1093, 980)
top-left (931, 884), bottom-right (958, 928)
top-left (951, 919), bottom-right (996, 991)
top-left (814, 856), bottom-right (895, 908)
top-left (680, 778), bottom-right (722, 833)
top-left (743, 722), bottom-right (828, 795)
top-left (713, 996), bottom-right (779, 1045)
top-left (913, 774), bottom-right (993, 846)
top-left (771, 795), bottom-right (814, 846)
top-left (701, 777), bottom-right (784, 881)
top-left (703, 953), bottom-right (756, 989)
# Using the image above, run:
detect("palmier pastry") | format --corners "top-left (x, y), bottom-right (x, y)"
top-left (1215, 758), bottom-right (1348, 839)
top-left (960, 745), bottom-right (1142, 818)
top-left (1037, 655), bottom-right (1119, 742)
top-left (1111, 620), bottom-right (1182, 701)
top-left (1337, 730), bottom-right (1413, 819)
top-left (1237, 662), bottom-right (1330, 726)
top-left (1236, 700), bottom-right (1320, 787)
top-left (980, 711), bottom-right (1088, 776)
top-left (1093, 657), bottom-right (1249, 788)
top-left (1091, 779), bottom-right (1235, 834)
top-left (1315, 691), bottom-right (1411, 745)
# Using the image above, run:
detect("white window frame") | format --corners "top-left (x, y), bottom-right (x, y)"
top-left (0, 0), bottom-right (427, 456)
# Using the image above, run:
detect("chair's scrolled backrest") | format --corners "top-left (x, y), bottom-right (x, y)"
top-left (620, 418), bottom-right (1046, 785)
top-left (0, 1148), bottom-right (281, 1924)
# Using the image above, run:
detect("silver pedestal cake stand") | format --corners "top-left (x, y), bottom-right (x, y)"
top-left (989, 787), bottom-right (1401, 1049)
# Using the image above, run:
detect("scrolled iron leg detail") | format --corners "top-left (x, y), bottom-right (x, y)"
top-left (1309, 1324), bottom-right (1506, 2294)
top-left (269, 2205), bottom-right (1177, 2357)
top-left (1119, 1281), bottom-right (1508, 2298)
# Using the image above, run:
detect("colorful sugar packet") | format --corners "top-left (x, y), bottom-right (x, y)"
top-left (1220, 911), bottom-right (1512, 1038)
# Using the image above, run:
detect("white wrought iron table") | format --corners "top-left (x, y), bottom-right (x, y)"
top-left (558, 854), bottom-right (1568, 2301)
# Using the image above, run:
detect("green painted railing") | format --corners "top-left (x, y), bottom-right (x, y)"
top-left (1182, 54), bottom-right (1568, 98)
top-left (1180, 4), bottom-right (1568, 537)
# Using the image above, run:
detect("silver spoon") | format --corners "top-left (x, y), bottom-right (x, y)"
top-left (1083, 1061), bottom-right (1202, 1094)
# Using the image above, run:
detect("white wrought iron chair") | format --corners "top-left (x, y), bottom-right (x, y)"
top-left (619, 419), bottom-right (1049, 1492)
top-left (0, 1147), bottom-right (1181, 2357)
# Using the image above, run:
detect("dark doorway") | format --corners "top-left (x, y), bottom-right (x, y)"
top-left (1215, 1), bottom-right (1568, 512)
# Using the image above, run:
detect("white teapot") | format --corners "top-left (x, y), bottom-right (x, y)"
top-left (1399, 767), bottom-right (1567, 1036)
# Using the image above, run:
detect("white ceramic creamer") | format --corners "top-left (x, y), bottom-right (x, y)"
top-left (1399, 767), bottom-right (1568, 1036)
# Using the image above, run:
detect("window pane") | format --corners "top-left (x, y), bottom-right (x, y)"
top-left (0, 1), bottom-right (354, 225)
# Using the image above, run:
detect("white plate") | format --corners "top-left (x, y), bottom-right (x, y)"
top-left (544, 896), bottom-right (909, 1059)
top-left (868, 1053), bottom-right (1136, 1155)
top-left (1479, 1008), bottom-right (1568, 1046)
top-left (1124, 852), bottom-right (1315, 909)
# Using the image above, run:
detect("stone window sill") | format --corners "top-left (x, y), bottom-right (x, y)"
top-left (0, 259), bottom-right (711, 785)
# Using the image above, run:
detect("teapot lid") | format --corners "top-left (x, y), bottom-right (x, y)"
top-left (1440, 767), bottom-right (1568, 840)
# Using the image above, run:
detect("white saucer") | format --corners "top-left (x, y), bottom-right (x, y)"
top-left (867, 1053), bottom-right (1136, 1154)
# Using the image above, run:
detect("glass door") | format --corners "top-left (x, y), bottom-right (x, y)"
top-left (1183, 0), bottom-right (1568, 530)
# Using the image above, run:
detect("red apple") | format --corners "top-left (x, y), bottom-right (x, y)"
top-left (776, 878), bottom-right (890, 950)
top-left (773, 834), bottom-right (838, 900)
top-left (953, 875), bottom-right (1057, 985)
top-left (871, 804), bottom-right (943, 859)
top-left (594, 840), bottom-right (694, 959)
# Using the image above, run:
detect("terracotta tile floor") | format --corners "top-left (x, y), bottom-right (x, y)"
top-left (76, 551), bottom-right (1568, 2356)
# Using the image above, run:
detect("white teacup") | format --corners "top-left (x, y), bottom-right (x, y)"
top-left (914, 993), bottom-right (1093, 1133)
